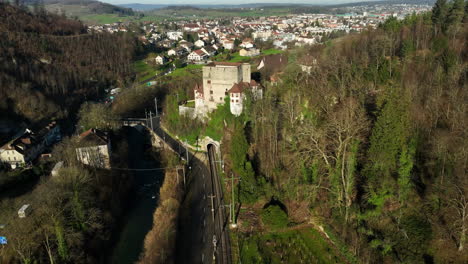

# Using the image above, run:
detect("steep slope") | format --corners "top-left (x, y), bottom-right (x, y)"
top-left (0, 3), bottom-right (136, 124)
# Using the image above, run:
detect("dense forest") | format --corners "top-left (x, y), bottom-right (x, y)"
top-left (0, 3), bottom-right (141, 263)
top-left (0, 2), bottom-right (137, 124)
top-left (218, 0), bottom-right (467, 263)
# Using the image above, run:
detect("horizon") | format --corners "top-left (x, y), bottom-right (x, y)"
top-left (100, 0), bottom-right (381, 6)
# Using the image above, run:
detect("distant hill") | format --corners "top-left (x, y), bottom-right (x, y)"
top-left (119, 0), bottom-right (436, 11)
top-left (25, 0), bottom-right (135, 17)
top-left (118, 3), bottom-right (167, 11)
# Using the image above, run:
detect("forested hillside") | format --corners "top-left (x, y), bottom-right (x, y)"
top-left (24, 0), bottom-right (135, 17)
top-left (220, 0), bottom-right (467, 263)
top-left (0, 2), bottom-right (136, 124)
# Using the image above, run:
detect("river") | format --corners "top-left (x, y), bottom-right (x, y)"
top-left (111, 126), bottom-right (164, 264)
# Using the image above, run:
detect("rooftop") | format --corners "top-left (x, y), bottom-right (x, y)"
top-left (79, 129), bottom-right (108, 146)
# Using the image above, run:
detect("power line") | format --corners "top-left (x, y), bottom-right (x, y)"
top-left (109, 167), bottom-right (175, 171)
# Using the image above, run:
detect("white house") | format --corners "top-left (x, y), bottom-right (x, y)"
top-left (75, 129), bottom-right (111, 169)
top-left (252, 31), bottom-right (272, 41)
top-left (194, 39), bottom-right (205, 47)
top-left (0, 122), bottom-right (60, 169)
top-left (239, 48), bottom-right (260, 57)
top-left (183, 23), bottom-right (200, 32)
top-left (167, 31), bottom-right (183, 41)
top-left (168, 49), bottom-right (177, 56)
top-left (240, 38), bottom-right (254, 49)
top-left (188, 49), bottom-right (208, 61)
top-left (223, 40), bottom-right (234, 50)
top-left (228, 80), bottom-right (261, 116)
top-left (155, 55), bottom-right (167, 65)
top-left (201, 46), bottom-right (217, 57)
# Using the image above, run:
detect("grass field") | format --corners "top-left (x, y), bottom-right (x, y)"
top-left (213, 48), bottom-right (283, 64)
top-left (146, 7), bottom-right (292, 20)
top-left (262, 48), bottom-right (284, 55)
top-left (168, 64), bottom-right (203, 78)
top-left (133, 60), bottom-right (161, 82)
top-left (69, 7), bottom-right (293, 24)
top-left (80, 14), bottom-right (130, 24)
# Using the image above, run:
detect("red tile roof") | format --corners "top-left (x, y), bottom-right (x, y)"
top-left (228, 82), bottom-right (251, 93)
top-left (194, 49), bottom-right (205, 56)
top-left (229, 83), bottom-right (244, 93)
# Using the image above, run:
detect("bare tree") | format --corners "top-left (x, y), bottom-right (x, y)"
top-left (449, 184), bottom-right (468, 252)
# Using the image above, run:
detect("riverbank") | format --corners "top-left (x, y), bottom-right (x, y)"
top-left (137, 168), bottom-right (183, 264)
top-left (110, 127), bottom-right (165, 264)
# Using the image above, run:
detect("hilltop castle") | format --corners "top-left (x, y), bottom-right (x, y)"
top-left (194, 62), bottom-right (262, 117)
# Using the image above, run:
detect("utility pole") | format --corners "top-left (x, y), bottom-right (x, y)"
top-left (145, 109), bottom-right (148, 126)
top-left (208, 194), bottom-right (216, 222)
top-left (178, 141), bottom-right (181, 158)
top-left (154, 97), bottom-right (158, 117)
top-left (226, 173), bottom-right (240, 227)
top-left (176, 166), bottom-right (185, 187)
top-left (149, 111), bottom-right (154, 131)
top-left (185, 140), bottom-right (189, 162)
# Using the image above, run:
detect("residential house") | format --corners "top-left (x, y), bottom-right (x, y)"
top-left (239, 48), bottom-right (260, 57)
top-left (223, 40), bottom-right (234, 50)
top-left (188, 49), bottom-right (208, 62)
top-left (194, 39), bottom-right (205, 47)
top-left (159, 40), bottom-right (175, 48)
top-left (179, 40), bottom-right (194, 51)
top-left (75, 129), bottom-right (111, 169)
top-left (184, 23), bottom-right (200, 32)
top-left (240, 38), bottom-right (254, 49)
top-left (168, 49), bottom-right (177, 56)
top-left (228, 80), bottom-right (262, 116)
top-left (0, 122), bottom-right (61, 169)
top-left (167, 31), bottom-right (183, 41)
top-left (155, 55), bottom-right (167, 65)
top-left (201, 46), bottom-right (217, 57)
top-left (252, 31), bottom-right (272, 40)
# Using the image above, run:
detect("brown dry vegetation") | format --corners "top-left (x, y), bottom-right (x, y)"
top-left (138, 169), bottom-right (183, 264)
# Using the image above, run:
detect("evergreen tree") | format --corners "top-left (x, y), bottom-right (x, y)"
top-left (432, 0), bottom-right (448, 33)
top-left (447, 0), bottom-right (465, 36)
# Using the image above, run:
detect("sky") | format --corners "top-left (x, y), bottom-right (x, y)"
top-left (100, 0), bottom-right (378, 6)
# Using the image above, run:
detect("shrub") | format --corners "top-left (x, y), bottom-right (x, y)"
top-left (261, 205), bottom-right (289, 230)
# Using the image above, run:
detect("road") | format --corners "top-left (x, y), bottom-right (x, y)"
top-left (138, 66), bottom-right (174, 86)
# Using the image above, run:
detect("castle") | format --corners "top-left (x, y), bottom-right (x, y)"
top-left (194, 62), bottom-right (261, 117)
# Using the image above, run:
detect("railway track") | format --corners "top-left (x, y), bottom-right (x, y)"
top-left (208, 146), bottom-right (232, 264)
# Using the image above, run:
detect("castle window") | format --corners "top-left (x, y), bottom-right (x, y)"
top-left (207, 80), bottom-right (211, 84)
top-left (220, 97), bottom-right (223, 101)
top-left (236, 100), bottom-right (239, 103)
top-left (210, 90), bottom-right (213, 94)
